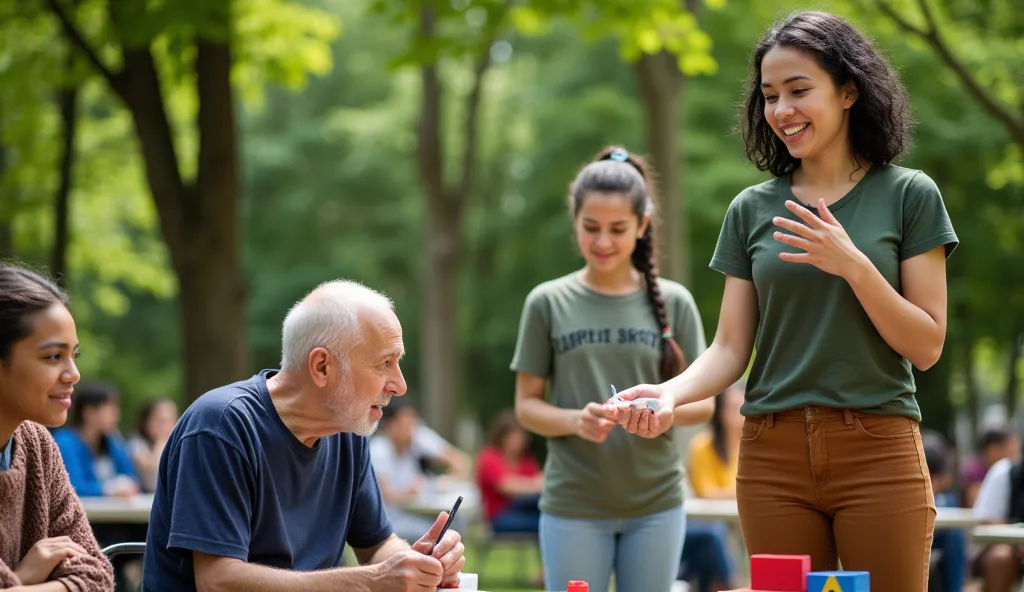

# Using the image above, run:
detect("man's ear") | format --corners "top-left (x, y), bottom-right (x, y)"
top-left (307, 347), bottom-right (332, 388)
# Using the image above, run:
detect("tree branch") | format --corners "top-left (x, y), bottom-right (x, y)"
top-left (456, 0), bottom-right (512, 202)
top-left (47, 0), bottom-right (123, 96)
top-left (456, 50), bottom-right (493, 202)
top-left (874, 0), bottom-right (928, 37)
top-left (876, 0), bottom-right (1024, 145)
top-left (417, 7), bottom-right (445, 209)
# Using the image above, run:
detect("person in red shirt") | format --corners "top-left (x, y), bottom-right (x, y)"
top-left (476, 410), bottom-right (543, 533)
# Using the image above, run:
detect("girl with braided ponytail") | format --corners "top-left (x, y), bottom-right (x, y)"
top-left (511, 146), bottom-right (713, 592)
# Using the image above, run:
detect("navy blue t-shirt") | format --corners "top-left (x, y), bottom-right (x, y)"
top-left (142, 370), bottom-right (393, 590)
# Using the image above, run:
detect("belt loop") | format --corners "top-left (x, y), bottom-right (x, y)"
top-left (843, 409), bottom-right (854, 426)
top-left (766, 413), bottom-right (775, 428)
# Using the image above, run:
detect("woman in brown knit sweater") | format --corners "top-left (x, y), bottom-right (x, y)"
top-left (0, 264), bottom-right (114, 591)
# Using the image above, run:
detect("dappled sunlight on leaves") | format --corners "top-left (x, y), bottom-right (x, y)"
top-left (234, 0), bottom-right (342, 109)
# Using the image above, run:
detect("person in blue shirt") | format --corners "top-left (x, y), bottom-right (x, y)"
top-left (53, 381), bottom-right (140, 497)
top-left (923, 430), bottom-right (967, 592)
top-left (143, 280), bottom-right (467, 592)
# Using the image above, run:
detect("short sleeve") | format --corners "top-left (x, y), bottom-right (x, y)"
top-left (709, 198), bottom-right (753, 280)
top-left (973, 457), bottom-right (1013, 522)
top-left (900, 172), bottom-right (959, 261)
top-left (510, 288), bottom-right (553, 378)
top-left (476, 449), bottom-right (509, 489)
top-left (166, 433), bottom-right (255, 561)
top-left (347, 443), bottom-right (394, 549)
top-left (413, 425), bottom-right (449, 459)
top-left (672, 288), bottom-right (707, 366)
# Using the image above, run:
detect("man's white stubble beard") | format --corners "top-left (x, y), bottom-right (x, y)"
top-left (326, 376), bottom-right (380, 437)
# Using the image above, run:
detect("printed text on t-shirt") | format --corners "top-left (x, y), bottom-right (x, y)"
top-left (552, 327), bottom-right (661, 354)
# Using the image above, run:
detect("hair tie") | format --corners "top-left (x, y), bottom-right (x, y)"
top-left (661, 328), bottom-right (673, 339)
top-left (601, 147), bottom-right (645, 178)
top-left (608, 148), bottom-right (629, 162)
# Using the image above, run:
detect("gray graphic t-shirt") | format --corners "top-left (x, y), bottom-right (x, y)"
top-left (511, 272), bottom-right (706, 519)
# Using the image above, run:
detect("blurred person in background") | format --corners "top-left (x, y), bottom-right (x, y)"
top-left (475, 409), bottom-right (543, 534)
top-left (127, 397), bottom-right (179, 494)
top-left (54, 380), bottom-right (144, 589)
top-left (687, 381), bottom-right (745, 500)
top-left (971, 436), bottom-right (1024, 592)
top-left (54, 381), bottom-right (140, 498)
top-left (923, 429), bottom-right (966, 592)
top-left (678, 382), bottom-right (745, 592)
top-left (370, 399), bottom-right (470, 541)
top-left (962, 425), bottom-right (1020, 508)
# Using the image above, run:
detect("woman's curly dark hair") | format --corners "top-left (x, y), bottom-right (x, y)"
top-left (741, 10), bottom-right (913, 177)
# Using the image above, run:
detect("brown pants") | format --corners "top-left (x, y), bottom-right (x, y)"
top-left (736, 406), bottom-right (936, 592)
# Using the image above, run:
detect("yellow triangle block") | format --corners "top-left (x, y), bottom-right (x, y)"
top-left (822, 575), bottom-right (844, 592)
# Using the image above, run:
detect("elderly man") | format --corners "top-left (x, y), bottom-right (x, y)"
top-left (142, 280), bottom-right (466, 591)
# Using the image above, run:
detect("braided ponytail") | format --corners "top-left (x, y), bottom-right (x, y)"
top-left (570, 146), bottom-right (688, 381)
top-left (631, 219), bottom-right (688, 381)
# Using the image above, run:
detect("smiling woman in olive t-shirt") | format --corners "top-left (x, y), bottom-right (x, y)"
top-left (613, 11), bottom-right (958, 592)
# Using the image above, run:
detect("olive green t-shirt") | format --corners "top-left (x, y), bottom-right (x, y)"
top-left (510, 272), bottom-right (707, 519)
top-left (710, 165), bottom-right (958, 421)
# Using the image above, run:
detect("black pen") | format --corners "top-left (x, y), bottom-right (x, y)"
top-left (428, 495), bottom-right (463, 556)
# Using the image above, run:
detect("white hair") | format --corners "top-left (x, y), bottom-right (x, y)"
top-left (280, 280), bottom-right (394, 373)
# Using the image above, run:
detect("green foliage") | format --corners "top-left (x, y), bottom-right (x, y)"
top-left (234, 0), bottom-right (342, 107)
top-left (368, 0), bottom-right (722, 77)
top-left (848, 0), bottom-right (1024, 186)
top-left (1, 0), bottom-right (344, 416)
top-left (4, 0), bottom-right (1022, 434)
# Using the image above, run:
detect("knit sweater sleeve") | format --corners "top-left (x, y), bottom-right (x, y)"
top-left (36, 426), bottom-right (114, 591)
top-left (0, 560), bottom-right (23, 587)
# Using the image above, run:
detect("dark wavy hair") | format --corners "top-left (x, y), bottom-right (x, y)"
top-left (568, 146), bottom-right (687, 381)
top-left (741, 10), bottom-right (913, 177)
top-left (0, 263), bottom-right (70, 361)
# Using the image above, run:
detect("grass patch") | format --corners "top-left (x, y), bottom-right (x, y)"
top-left (462, 537), bottom-right (545, 591)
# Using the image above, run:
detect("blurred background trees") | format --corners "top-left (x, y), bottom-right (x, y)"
top-left (1, 0), bottom-right (1020, 449)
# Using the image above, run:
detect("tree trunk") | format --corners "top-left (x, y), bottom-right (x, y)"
top-left (0, 140), bottom-right (11, 260)
top-left (634, 51), bottom-right (686, 285)
top-left (178, 40), bottom-right (248, 401)
top-left (416, 7), bottom-right (458, 436)
top-left (112, 45), bottom-right (247, 400)
top-left (959, 304), bottom-right (980, 443)
top-left (420, 195), bottom-right (463, 438)
top-left (55, 0), bottom-right (248, 401)
top-left (415, 5), bottom-right (494, 439)
top-left (915, 353), bottom-right (954, 439)
top-left (52, 59), bottom-right (78, 288)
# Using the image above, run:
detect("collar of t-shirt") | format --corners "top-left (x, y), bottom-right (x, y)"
top-left (0, 437), bottom-right (12, 471)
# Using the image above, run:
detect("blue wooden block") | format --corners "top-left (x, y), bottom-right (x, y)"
top-left (807, 570), bottom-right (870, 592)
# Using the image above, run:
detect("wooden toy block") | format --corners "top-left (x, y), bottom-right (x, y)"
top-left (750, 554), bottom-right (811, 592)
top-left (807, 571), bottom-right (870, 592)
